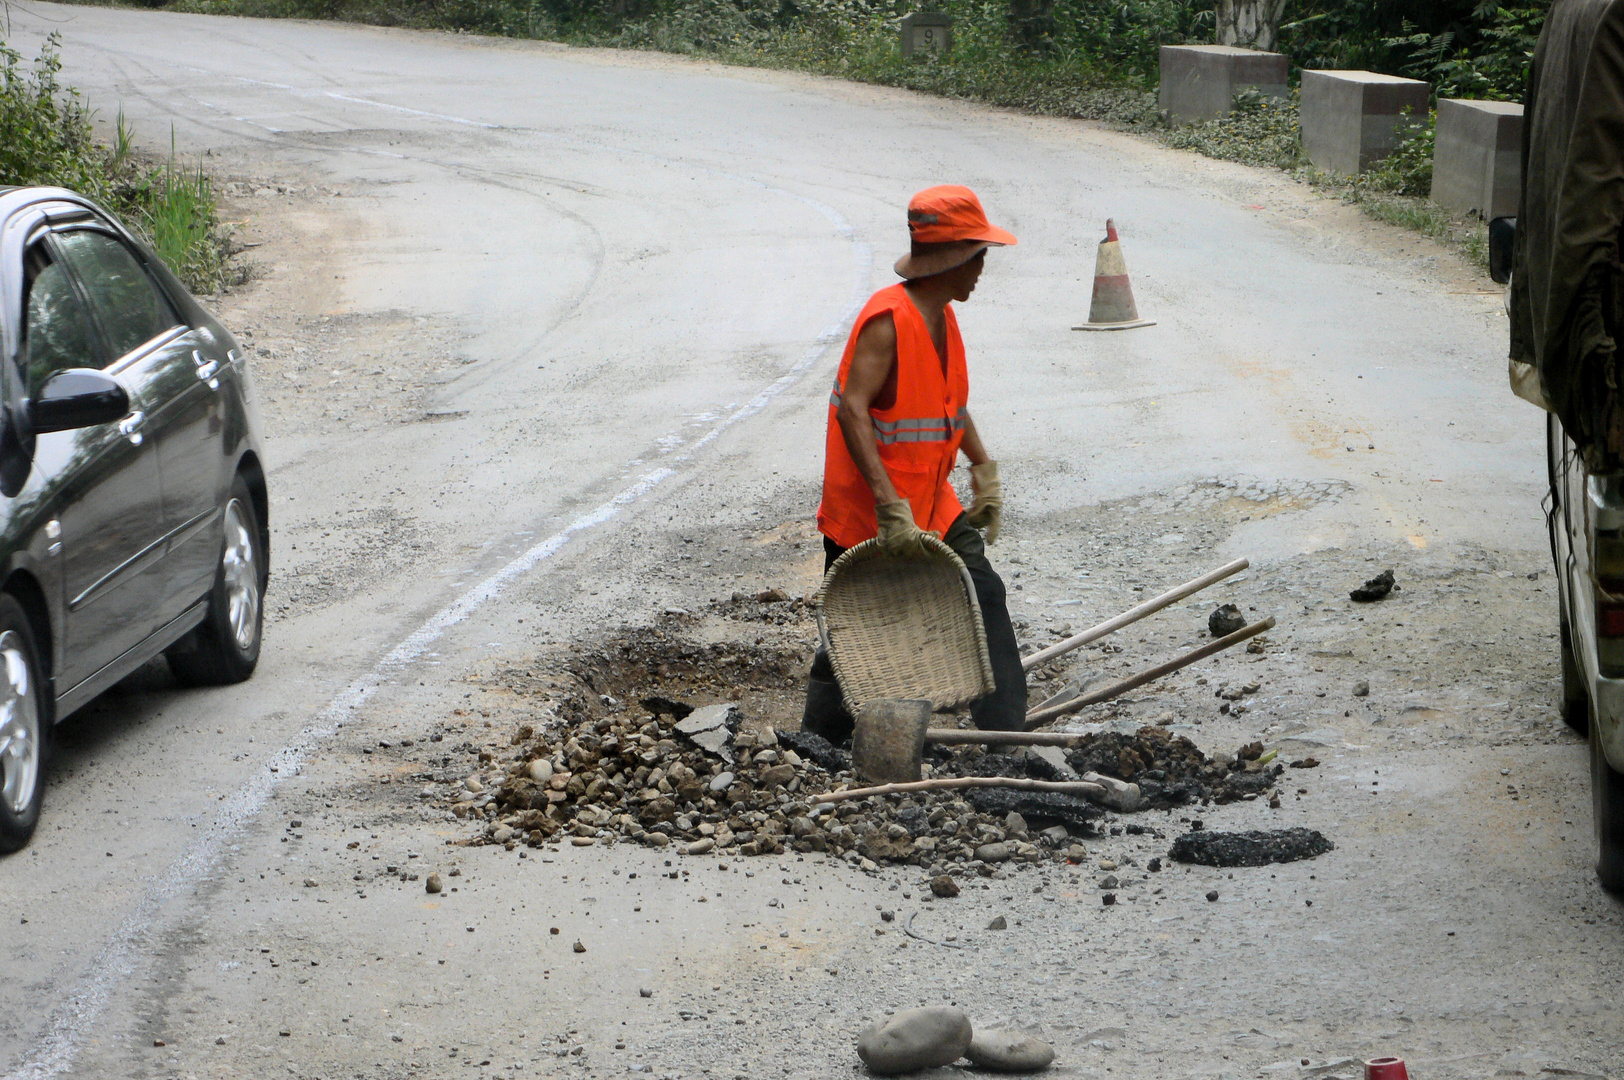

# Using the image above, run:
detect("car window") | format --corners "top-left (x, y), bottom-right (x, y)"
top-left (53, 230), bottom-right (180, 361)
top-left (22, 255), bottom-right (98, 393)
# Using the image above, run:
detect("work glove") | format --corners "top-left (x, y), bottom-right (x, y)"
top-left (966, 460), bottom-right (1003, 544)
top-left (875, 499), bottom-right (936, 559)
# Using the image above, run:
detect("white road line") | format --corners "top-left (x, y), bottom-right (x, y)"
top-left (322, 90), bottom-right (504, 129)
top-left (4, 137), bottom-right (872, 1080)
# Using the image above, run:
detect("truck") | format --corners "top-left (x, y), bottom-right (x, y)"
top-left (1506, 0), bottom-right (1624, 895)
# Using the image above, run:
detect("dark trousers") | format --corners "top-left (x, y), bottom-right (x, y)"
top-left (801, 514), bottom-right (1027, 740)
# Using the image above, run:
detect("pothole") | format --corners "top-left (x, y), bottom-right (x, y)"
top-left (432, 622), bottom-right (1298, 883)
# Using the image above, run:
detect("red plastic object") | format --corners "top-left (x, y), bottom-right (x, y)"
top-left (1366, 1057), bottom-right (1409, 1080)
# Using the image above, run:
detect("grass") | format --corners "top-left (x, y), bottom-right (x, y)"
top-left (141, 156), bottom-right (230, 290)
top-left (0, 34), bottom-right (237, 294)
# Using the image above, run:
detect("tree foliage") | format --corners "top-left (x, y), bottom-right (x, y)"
top-left (1281, 0), bottom-right (1549, 100)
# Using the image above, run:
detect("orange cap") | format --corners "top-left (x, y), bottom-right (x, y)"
top-left (894, 185), bottom-right (1017, 279)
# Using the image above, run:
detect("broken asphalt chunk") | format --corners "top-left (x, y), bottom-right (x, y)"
top-left (673, 702), bottom-right (740, 763)
top-left (1349, 569), bottom-right (1395, 602)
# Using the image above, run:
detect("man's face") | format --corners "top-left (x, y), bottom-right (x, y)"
top-left (946, 249), bottom-right (987, 301)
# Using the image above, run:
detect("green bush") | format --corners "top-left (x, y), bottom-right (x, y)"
top-left (0, 35), bottom-right (232, 293)
top-left (1357, 106), bottom-right (1434, 199)
top-left (1164, 87), bottom-right (1303, 170)
top-left (0, 34), bottom-right (106, 195)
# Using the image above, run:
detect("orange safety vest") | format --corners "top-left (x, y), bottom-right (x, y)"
top-left (817, 284), bottom-right (969, 548)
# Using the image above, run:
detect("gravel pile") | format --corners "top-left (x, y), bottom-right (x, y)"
top-left (450, 705), bottom-right (1088, 869)
top-left (1063, 727), bottom-right (1283, 806)
top-left (445, 690), bottom-right (1287, 874)
top-left (953, 725), bottom-right (1284, 809)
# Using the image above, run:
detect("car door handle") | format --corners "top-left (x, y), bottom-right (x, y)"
top-left (117, 411), bottom-right (145, 446)
top-left (193, 350), bottom-right (220, 389)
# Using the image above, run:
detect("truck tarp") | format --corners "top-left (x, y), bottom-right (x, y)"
top-left (1511, 0), bottom-right (1624, 469)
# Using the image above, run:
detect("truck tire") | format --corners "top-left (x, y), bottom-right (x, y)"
top-left (1562, 615), bottom-right (1590, 735)
top-left (1591, 716), bottom-right (1624, 895)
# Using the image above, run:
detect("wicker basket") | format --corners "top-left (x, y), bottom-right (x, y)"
top-left (814, 536), bottom-right (995, 715)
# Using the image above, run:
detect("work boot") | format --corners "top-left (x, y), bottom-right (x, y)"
top-left (801, 673), bottom-right (854, 744)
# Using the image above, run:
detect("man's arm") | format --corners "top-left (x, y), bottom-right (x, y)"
top-left (959, 411), bottom-right (990, 467)
top-left (960, 410), bottom-right (1002, 543)
top-left (835, 313), bottom-right (902, 506)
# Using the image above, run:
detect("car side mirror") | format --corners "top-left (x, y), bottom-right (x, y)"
top-left (27, 369), bottom-right (131, 434)
top-left (1489, 216), bottom-right (1516, 285)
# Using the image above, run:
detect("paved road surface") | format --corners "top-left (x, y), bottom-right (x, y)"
top-left (0, 7), bottom-right (1617, 1078)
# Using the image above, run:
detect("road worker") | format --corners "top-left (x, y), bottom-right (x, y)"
top-left (801, 185), bottom-right (1026, 740)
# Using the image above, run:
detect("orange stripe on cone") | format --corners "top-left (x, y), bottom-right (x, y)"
top-left (1073, 219), bottom-right (1155, 331)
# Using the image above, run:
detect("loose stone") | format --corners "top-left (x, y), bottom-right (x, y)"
top-left (855, 1006), bottom-right (973, 1075)
top-left (975, 842), bottom-right (1011, 864)
top-left (1209, 604), bottom-right (1246, 636)
top-left (425, 873), bottom-right (443, 894)
top-left (966, 1029), bottom-right (1056, 1072)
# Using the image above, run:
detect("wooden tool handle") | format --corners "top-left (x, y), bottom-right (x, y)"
top-left (923, 729), bottom-right (1089, 747)
top-left (811, 776), bottom-right (1106, 803)
top-left (1021, 558), bottom-right (1249, 671)
top-left (1023, 617), bottom-right (1275, 729)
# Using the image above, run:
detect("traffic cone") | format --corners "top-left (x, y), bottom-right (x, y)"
top-left (1072, 219), bottom-right (1155, 331)
top-left (1364, 1058), bottom-right (1409, 1080)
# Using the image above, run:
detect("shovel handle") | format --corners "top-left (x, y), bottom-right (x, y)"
top-left (1023, 617), bottom-right (1275, 729)
top-left (1021, 558), bottom-right (1249, 671)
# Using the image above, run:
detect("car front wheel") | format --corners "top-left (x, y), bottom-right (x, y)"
top-left (0, 596), bottom-right (48, 854)
top-left (166, 476), bottom-right (264, 686)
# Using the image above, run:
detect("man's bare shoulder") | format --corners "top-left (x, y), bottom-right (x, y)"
top-left (854, 309), bottom-right (897, 350)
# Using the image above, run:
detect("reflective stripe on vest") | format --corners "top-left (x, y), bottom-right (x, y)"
top-left (829, 382), bottom-right (966, 443)
top-left (871, 409), bottom-right (967, 444)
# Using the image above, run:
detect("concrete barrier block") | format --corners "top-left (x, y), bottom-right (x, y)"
top-left (1158, 45), bottom-right (1289, 125)
top-left (899, 13), bottom-right (953, 57)
top-left (1300, 69), bottom-right (1431, 175)
top-left (1431, 98), bottom-right (1522, 218)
